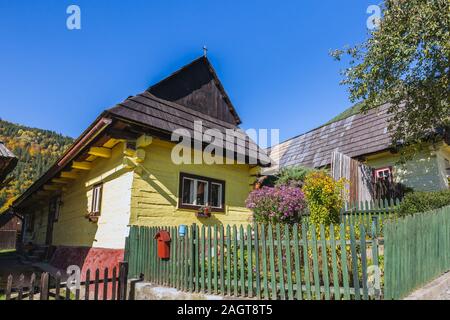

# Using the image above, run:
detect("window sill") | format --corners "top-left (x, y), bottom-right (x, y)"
top-left (177, 204), bottom-right (225, 213)
top-left (84, 213), bottom-right (100, 223)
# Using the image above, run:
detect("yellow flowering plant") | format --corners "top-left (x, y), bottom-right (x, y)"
top-left (303, 171), bottom-right (347, 226)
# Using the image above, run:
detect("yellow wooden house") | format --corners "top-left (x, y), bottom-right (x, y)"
top-left (12, 57), bottom-right (270, 271)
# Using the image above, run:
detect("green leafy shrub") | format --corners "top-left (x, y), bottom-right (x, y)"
top-left (275, 166), bottom-right (317, 188)
top-left (396, 190), bottom-right (450, 217)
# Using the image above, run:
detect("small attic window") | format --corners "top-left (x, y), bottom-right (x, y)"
top-left (91, 184), bottom-right (103, 216)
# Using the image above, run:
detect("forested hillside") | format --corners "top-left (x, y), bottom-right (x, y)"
top-left (0, 119), bottom-right (73, 211)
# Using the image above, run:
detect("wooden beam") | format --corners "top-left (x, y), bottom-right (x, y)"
top-left (88, 147), bottom-right (112, 158)
top-left (135, 148), bottom-right (146, 163)
top-left (123, 157), bottom-right (136, 169)
top-left (43, 184), bottom-right (62, 191)
top-left (108, 128), bottom-right (139, 141)
top-left (136, 134), bottom-right (153, 148)
top-left (123, 148), bottom-right (135, 157)
top-left (72, 161), bottom-right (92, 170)
top-left (60, 171), bottom-right (79, 179)
top-left (103, 138), bottom-right (120, 148)
top-left (52, 178), bottom-right (70, 184)
top-left (37, 190), bottom-right (51, 197)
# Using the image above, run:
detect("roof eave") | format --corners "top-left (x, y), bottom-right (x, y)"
top-left (12, 113), bottom-right (113, 209)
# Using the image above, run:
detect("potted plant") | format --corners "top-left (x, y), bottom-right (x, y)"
top-left (196, 204), bottom-right (212, 218)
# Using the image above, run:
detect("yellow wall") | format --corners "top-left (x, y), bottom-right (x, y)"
top-left (365, 144), bottom-right (449, 191)
top-left (22, 137), bottom-right (259, 248)
top-left (52, 142), bottom-right (133, 249)
top-left (23, 142), bottom-right (134, 249)
top-left (130, 138), bottom-right (256, 227)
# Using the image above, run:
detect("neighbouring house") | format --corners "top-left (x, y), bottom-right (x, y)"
top-left (0, 142), bottom-right (18, 187)
top-left (11, 56), bottom-right (269, 272)
top-left (0, 142), bottom-right (20, 250)
top-left (264, 103), bottom-right (450, 201)
top-left (0, 211), bottom-right (22, 251)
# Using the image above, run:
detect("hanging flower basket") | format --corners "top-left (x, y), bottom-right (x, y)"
top-left (196, 205), bottom-right (212, 218)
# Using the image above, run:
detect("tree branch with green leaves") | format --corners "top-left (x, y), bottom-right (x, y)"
top-left (331, 0), bottom-right (449, 157)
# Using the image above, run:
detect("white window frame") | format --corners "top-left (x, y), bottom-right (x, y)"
top-left (211, 182), bottom-right (223, 209)
top-left (91, 184), bottom-right (103, 215)
top-left (181, 177), bottom-right (209, 206)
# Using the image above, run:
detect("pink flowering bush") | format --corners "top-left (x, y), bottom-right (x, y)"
top-left (245, 185), bottom-right (307, 224)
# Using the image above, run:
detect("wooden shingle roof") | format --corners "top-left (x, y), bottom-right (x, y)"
top-left (107, 91), bottom-right (270, 165)
top-left (107, 56), bottom-right (270, 166)
top-left (265, 104), bottom-right (392, 172)
top-left (12, 57), bottom-right (271, 210)
top-left (148, 57), bottom-right (241, 125)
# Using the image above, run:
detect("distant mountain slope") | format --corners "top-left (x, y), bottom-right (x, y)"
top-left (0, 119), bottom-right (73, 211)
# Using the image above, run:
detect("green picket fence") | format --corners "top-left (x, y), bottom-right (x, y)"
top-left (384, 205), bottom-right (450, 299)
top-left (126, 222), bottom-right (383, 300)
top-left (301, 198), bottom-right (400, 236)
top-left (340, 198), bottom-right (400, 235)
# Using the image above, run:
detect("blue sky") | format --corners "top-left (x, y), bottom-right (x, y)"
top-left (0, 0), bottom-right (376, 142)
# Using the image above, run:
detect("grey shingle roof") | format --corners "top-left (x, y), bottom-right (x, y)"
top-left (108, 91), bottom-right (271, 166)
top-left (0, 142), bottom-right (18, 184)
top-left (265, 104), bottom-right (392, 172)
top-left (0, 142), bottom-right (15, 158)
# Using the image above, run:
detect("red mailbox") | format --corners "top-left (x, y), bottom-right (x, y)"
top-left (154, 230), bottom-right (171, 259)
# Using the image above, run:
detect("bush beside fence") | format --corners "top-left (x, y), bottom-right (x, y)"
top-left (126, 222), bottom-right (382, 300)
top-left (384, 205), bottom-right (450, 299)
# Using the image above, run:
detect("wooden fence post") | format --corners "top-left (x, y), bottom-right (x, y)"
top-left (29, 273), bottom-right (36, 300)
top-left (5, 274), bottom-right (12, 300)
top-left (55, 271), bottom-right (61, 300)
top-left (85, 269), bottom-right (91, 300)
top-left (40, 272), bottom-right (49, 300)
top-left (118, 261), bottom-right (129, 300)
top-left (17, 274), bottom-right (24, 300)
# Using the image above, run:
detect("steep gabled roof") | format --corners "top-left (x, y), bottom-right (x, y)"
top-left (107, 90), bottom-right (270, 165)
top-left (147, 56), bottom-right (241, 125)
top-left (12, 57), bottom-right (270, 209)
top-left (0, 142), bottom-right (18, 184)
top-left (265, 104), bottom-right (392, 172)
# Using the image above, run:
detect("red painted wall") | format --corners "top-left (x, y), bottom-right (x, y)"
top-left (50, 246), bottom-right (124, 276)
top-left (50, 246), bottom-right (124, 299)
